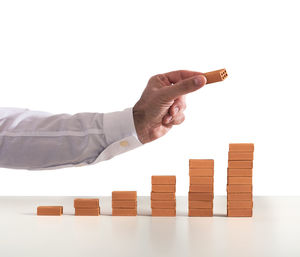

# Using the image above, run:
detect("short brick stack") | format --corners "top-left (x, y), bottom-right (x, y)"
top-left (74, 198), bottom-right (100, 216)
top-left (188, 159), bottom-right (214, 217)
top-left (37, 206), bottom-right (63, 216)
top-left (151, 176), bottom-right (176, 216)
top-left (112, 191), bottom-right (137, 216)
top-left (227, 143), bottom-right (254, 217)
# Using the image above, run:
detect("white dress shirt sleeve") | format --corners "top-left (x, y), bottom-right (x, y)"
top-left (0, 107), bottom-right (143, 170)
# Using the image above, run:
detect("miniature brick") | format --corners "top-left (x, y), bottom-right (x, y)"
top-left (189, 201), bottom-right (213, 209)
top-left (188, 208), bottom-right (213, 217)
top-left (151, 176), bottom-right (176, 185)
top-left (151, 192), bottom-right (176, 201)
top-left (204, 69), bottom-right (228, 84)
top-left (112, 191), bottom-right (137, 200)
top-left (37, 206), bottom-right (63, 216)
top-left (189, 159), bottom-right (214, 169)
top-left (189, 184), bottom-right (214, 192)
top-left (227, 200), bottom-right (253, 209)
top-left (152, 208), bottom-right (176, 217)
top-left (228, 152), bottom-right (254, 161)
top-left (151, 200), bottom-right (176, 209)
top-left (190, 176), bottom-right (213, 185)
top-left (227, 193), bottom-right (252, 201)
top-left (74, 198), bottom-right (99, 208)
top-left (188, 192), bottom-right (214, 201)
top-left (112, 201), bottom-right (137, 209)
top-left (227, 184), bottom-right (252, 193)
top-left (112, 208), bottom-right (137, 216)
top-left (229, 143), bottom-right (254, 152)
top-left (227, 168), bottom-right (252, 177)
top-left (227, 208), bottom-right (253, 217)
top-left (152, 184), bottom-right (176, 192)
top-left (189, 168), bottom-right (214, 177)
top-left (228, 161), bottom-right (253, 169)
top-left (75, 208), bottom-right (100, 216)
top-left (227, 177), bottom-right (252, 185)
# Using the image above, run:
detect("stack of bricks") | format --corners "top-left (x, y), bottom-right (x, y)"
top-left (74, 198), bottom-right (100, 216)
top-left (112, 191), bottom-right (137, 216)
top-left (151, 176), bottom-right (176, 216)
top-left (227, 143), bottom-right (254, 217)
top-left (188, 159), bottom-right (214, 217)
top-left (37, 206), bottom-right (63, 216)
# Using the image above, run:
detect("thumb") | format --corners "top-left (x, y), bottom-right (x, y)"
top-left (161, 75), bottom-right (207, 100)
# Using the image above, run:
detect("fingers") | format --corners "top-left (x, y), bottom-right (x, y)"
top-left (169, 96), bottom-right (186, 116)
top-left (162, 112), bottom-right (185, 126)
top-left (162, 70), bottom-right (204, 84)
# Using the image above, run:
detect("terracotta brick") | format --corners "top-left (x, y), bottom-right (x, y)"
top-left (204, 69), bottom-right (228, 84)
top-left (227, 201), bottom-right (253, 209)
top-left (188, 192), bottom-right (214, 201)
top-left (227, 168), bottom-right (252, 177)
top-left (229, 143), bottom-right (254, 152)
top-left (37, 206), bottom-right (63, 216)
top-left (112, 208), bottom-right (137, 216)
top-left (228, 152), bottom-right (254, 161)
top-left (189, 201), bottom-right (213, 209)
top-left (189, 168), bottom-right (214, 177)
top-left (189, 184), bottom-right (214, 192)
top-left (189, 159), bottom-right (214, 169)
top-left (227, 176), bottom-right (252, 185)
top-left (152, 208), bottom-right (176, 217)
top-left (190, 176), bottom-right (213, 185)
top-left (74, 198), bottom-right (99, 208)
top-left (188, 208), bottom-right (213, 217)
top-left (151, 192), bottom-right (176, 201)
top-left (112, 191), bottom-right (137, 200)
top-left (228, 161), bottom-right (253, 169)
top-left (227, 208), bottom-right (253, 217)
top-left (151, 176), bottom-right (176, 185)
top-left (227, 193), bottom-right (252, 201)
top-left (75, 208), bottom-right (100, 216)
top-left (112, 201), bottom-right (137, 209)
top-left (152, 184), bottom-right (176, 192)
top-left (151, 200), bottom-right (176, 209)
top-left (227, 184), bottom-right (252, 193)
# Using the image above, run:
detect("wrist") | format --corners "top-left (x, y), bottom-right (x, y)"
top-left (133, 103), bottom-right (150, 144)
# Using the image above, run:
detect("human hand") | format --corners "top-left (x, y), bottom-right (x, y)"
top-left (133, 70), bottom-right (207, 144)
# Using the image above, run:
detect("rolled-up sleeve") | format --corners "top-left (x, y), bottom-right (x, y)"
top-left (0, 107), bottom-right (143, 170)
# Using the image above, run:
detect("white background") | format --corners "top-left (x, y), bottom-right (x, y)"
top-left (0, 0), bottom-right (299, 196)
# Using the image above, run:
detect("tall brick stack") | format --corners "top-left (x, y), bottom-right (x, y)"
top-left (151, 176), bottom-right (176, 216)
top-left (188, 159), bottom-right (214, 217)
top-left (112, 191), bottom-right (137, 216)
top-left (74, 198), bottom-right (100, 216)
top-left (227, 143), bottom-right (254, 217)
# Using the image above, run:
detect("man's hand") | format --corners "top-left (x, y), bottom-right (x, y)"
top-left (133, 70), bottom-right (207, 144)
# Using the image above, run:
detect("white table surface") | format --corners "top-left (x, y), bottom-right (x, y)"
top-left (0, 196), bottom-right (299, 257)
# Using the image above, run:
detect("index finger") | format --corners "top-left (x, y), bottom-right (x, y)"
top-left (162, 70), bottom-right (204, 84)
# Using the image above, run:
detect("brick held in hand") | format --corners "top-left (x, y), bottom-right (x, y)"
top-left (227, 176), bottom-right (252, 185)
top-left (227, 192), bottom-right (252, 201)
top-left (189, 184), bottom-right (214, 193)
top-left (203, 69), bottom-right (228, 84)
top-left (112, 208), bottom-right (137, 216)
top-left (188, 192), bottom-right (214, 201)
top-left (37, 206), bottom-right (63, 216)
top-left (227, 168), bottom-right (252, 177)
top-left (227, 184), bottom-right (252, 193)
top-left (112, 201), bottom-right (137, 209)
top-left (189, 168), bottom-right (214, 177)
top-left (74, 198), bottom-right (99, 208)
top-left (228, 161), bottom-right (253, 169)
top-left (151, 192), bottom-right (176, 201)
top-left (188, 208), bottom-right (213, 217)
top-left (229, 143), bottom-right (254, 152)
top-left (151, 200), bottom-right (176, 209)
top-left (189, 200), bottom-right (213, 209)
top-left (151, 176), bottom-right (176, 185)
top-left (152, 184), bottom-right (176, 192)
top-left (189, 159), bottom-right (214, 169)
top-left (152, 208), bottom-right (176, 217)
top-left (75, 208), bottom-right (100, 216)
top-left (112, 191), bottom-right (137, 200)
top-left (190, 176), bottom-right (214, 185)
top-left (227, 200), bottom-right (253, 209)
top-left (227, 208), bottom-right (253, 217)
top-left (228, 152), bottom-right (254, 161)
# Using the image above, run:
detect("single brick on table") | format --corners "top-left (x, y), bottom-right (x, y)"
top-left (37, 206), bottom-right (63, 216)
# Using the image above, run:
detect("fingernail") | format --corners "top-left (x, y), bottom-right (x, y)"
top-left (166, 116), bottom-right (172, 123)
top-left (174, 107), bottom-right (179, 114)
